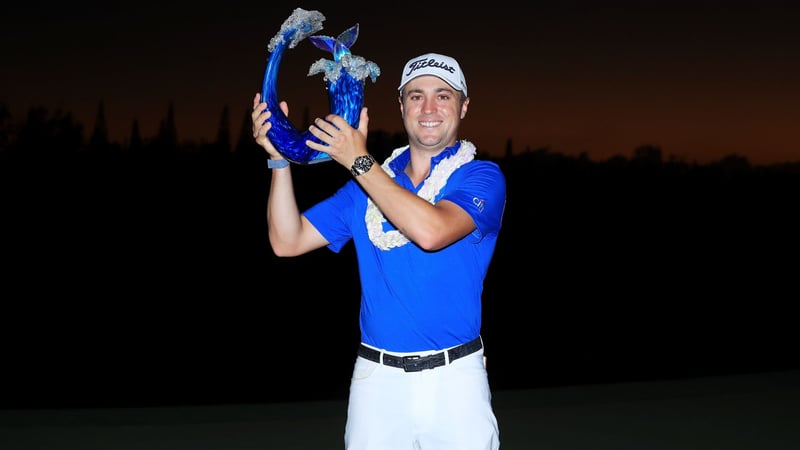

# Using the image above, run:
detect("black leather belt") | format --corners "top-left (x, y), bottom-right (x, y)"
top-left (357, 336), bottom-right (483, 372)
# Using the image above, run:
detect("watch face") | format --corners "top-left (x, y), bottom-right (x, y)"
top-left (352, 155), bottom-right (375, 176)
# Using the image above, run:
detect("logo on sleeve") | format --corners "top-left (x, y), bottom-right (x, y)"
top-left (473, 197), bottom-right (485, 213)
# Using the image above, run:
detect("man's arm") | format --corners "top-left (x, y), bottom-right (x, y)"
top-left (252, 93), bottom-right (328, 256)
top-left (305, 109), bottom-right (475, 251)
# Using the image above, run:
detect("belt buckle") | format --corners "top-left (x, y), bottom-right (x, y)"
top-left (401, 355), bottom-right (428, 372)
top-left (401, 353), bottom-right (444, 372)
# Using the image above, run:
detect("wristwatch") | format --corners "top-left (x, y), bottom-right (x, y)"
top-left (350, 154), bottom-right (376, 177)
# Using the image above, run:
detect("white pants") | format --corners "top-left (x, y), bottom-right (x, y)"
top-left (344, 344), bottom-right (500, 449)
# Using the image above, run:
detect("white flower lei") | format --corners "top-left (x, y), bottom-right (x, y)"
top-left (365, 140), bottom-right (476, 250)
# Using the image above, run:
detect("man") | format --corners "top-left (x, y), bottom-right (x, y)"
top-left (252, 52), bottom-right (505, 449)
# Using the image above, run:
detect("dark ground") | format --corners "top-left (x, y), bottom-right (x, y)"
top-left (3, 370), bottom-right (799, 450)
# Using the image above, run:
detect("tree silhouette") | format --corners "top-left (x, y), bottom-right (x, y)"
top-left (214, 105), bottom-right (232, 154)
top-left (0, 103), bottom-right (12, 151)
top-left (154, 101), bottom-right (178, 151)
top-left (129, 119), bottom-right (143, 152)
top-left (16, 106), bottom-right (83, 156)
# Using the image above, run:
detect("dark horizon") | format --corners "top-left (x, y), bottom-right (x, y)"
top-left (6, 100), bottom-right (800, 168)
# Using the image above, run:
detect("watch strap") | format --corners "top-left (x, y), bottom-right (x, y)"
top-left (268, 158), bottom-right (290, 169)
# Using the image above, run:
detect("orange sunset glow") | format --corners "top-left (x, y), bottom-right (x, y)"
top-left (4, 2), bottom-right (799, 165)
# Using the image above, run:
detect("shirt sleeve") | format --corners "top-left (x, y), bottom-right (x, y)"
top-left (302, 180), bottom-right (361, 253)
top-left (439, 160), bottom-right (507, 243)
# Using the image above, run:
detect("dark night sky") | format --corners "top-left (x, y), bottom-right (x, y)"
top-left (4, 1), bottom-right (800, 165)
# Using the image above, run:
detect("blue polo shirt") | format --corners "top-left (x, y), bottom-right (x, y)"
top-left (303, 142), bottom-right (506, 352)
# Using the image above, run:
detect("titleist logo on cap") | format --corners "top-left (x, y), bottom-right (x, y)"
top-left (398, 53), bottom-right (467, 95)
top-left (405, 57), bottom-right (456, 77)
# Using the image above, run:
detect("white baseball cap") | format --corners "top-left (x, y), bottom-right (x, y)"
top-left (397, 53), bottom-right (468, 96)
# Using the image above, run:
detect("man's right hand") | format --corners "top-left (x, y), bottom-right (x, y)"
top-left (251, 92), bottom-right (289, 161)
